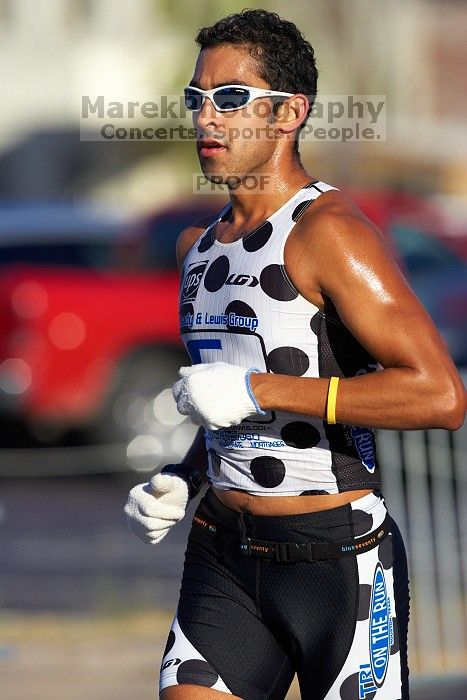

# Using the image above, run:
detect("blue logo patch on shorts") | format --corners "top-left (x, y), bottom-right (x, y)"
top-left (358, 563), bottom-right (393, 697)
top-left (369, 563), bottom-right (391, 686)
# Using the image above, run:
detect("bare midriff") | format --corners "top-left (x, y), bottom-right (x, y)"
top-left (212, 486), bottom-right (373, 515)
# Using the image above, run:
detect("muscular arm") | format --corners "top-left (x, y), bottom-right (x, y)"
top-left (250, 198), bottom-right (466, 431)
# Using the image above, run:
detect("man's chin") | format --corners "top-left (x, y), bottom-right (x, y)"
top-left (198, 170), bottom-right (229, 185)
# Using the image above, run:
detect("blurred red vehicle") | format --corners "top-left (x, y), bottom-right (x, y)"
top-left (0, 198), bottom-right (224, 448)
top-left (347, 187), bottom-right (467, 260)
top-left (346, 187), bottom-right (467, 366)
top-left (0, 190), bottom-right (465, 456)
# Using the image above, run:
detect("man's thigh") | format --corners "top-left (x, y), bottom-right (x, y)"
top-left (296, 509), bottom-right (410, 699)
top-left (159, 526), bottom-right (294, 700)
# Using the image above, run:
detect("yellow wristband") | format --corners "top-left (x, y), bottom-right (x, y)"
top-left (327, 376), bottom-right (339, 425)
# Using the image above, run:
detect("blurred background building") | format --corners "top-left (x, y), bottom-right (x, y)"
top-left (0, 2), bottom-right (465, 699)
top-left (0, 0), bottom-right (466, 205)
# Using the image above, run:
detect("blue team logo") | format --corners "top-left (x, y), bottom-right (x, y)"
top-left (369, 563), bottom-right (391, 687)
top-left (351, 426), bottom-right (376, 473)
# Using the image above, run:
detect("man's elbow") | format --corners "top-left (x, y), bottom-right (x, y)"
top-left (432, 377), bottom-right (466, 431)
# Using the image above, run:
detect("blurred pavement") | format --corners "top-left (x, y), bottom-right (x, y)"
top-left (0, 610), bottom-right (465, 699)
top-left (0, 474), bottom-right (193, 612)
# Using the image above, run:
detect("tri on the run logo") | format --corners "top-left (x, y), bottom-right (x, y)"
top-left (358, 562), bottom-right (393, 698)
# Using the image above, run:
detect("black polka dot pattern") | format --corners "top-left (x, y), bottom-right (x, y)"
top-left (281, 421), bottom-right (321, 449)
top-left (310, 312), bottom-right (321, 336)
top-left (224, 300), bottom-right (257, 334)
top-left (208, 449), bottom-right (221, 477)
top-left (242, 221), bottom-right (273, 252)
top-left (340, 672), bottom-right (376, 700)
top-left (179, 302), bottom-right (194, 333)
top-left (300, 489), bottom-right (330, 495)
top-left (177, 183), bottom-right (383, 499)
top-left (204, 256), bottom-right (230, 292)
top-left (352, 510), bottom-right (374, 537)
top-left (176, 659), bottom-right (219, 687)
top-left (357, 584), bottom-right (372, 621)
top-left (197, 231), bottom-right (214, 253)
top-left (260, 264), bottom-right (298, 302)
top-left (378, 535), bottom-right (393, 569)
top-left (292, 199), bottom-right (313, 222)
top-left (162, 629), bottom-right (175, 658)
top-left (267, 346), bottom-right (310, 376)
top-left (250, 456), bottom-right (285, 488)
top-left (390, 617), bottom-right (399, 654)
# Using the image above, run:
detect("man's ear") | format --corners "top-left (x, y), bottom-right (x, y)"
top-left (274, 94), bottom-right (309, 134)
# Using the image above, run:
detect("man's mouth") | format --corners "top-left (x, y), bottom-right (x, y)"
top-left (197, 138), bottom-right (227, 158)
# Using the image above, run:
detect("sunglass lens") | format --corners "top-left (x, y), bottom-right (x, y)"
top-left (184, 89), bottom-right (203, 111)
top-left (213, 87), bottom-right (250, 110)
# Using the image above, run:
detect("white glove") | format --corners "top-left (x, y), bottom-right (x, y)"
top-left (124, 472), bottom-right (189, 544)
top-left (172, 361), bottom-right (266, 431)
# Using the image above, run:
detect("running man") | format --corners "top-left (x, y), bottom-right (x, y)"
top-left (125, 10), bottom-right (466, 700)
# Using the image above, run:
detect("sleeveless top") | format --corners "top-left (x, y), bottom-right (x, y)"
top-left (178, 179), bottom-right (381, 496)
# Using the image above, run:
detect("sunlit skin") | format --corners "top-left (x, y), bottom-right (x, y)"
top-left (162, 42), bottom-right (466, 700)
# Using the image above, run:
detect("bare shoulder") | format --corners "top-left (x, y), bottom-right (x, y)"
top-left (290, 190), bottom-right (400, 284)
top-left (294, 188), bottom-right (394, 259)
top-left (176, 213), bottom-right (219, 272)
top-left (285, 187), bottom-right (405, 307)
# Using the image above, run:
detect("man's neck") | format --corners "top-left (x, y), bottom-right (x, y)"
top-left (225, 164), bottom-right (314, 225)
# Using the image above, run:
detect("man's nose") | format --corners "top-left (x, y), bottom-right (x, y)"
top-left (195, 97), bottom-right (224, 126)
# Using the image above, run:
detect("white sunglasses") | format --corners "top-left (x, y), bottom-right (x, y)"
top-left (184, 84), bottom-right (294, 113)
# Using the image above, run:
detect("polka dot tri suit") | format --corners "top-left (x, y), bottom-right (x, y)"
top-left (160, 181), bottom-right (410, 699)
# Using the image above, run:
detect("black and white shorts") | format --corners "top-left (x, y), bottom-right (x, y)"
top-left (159, 488), bottom-right (409, 699)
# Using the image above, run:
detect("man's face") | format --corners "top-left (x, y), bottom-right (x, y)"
top-left (189, 44), bottom-right (282, 182)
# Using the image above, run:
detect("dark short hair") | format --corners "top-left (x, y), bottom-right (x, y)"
top-left (195, 9), bottom-right (318, 159)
